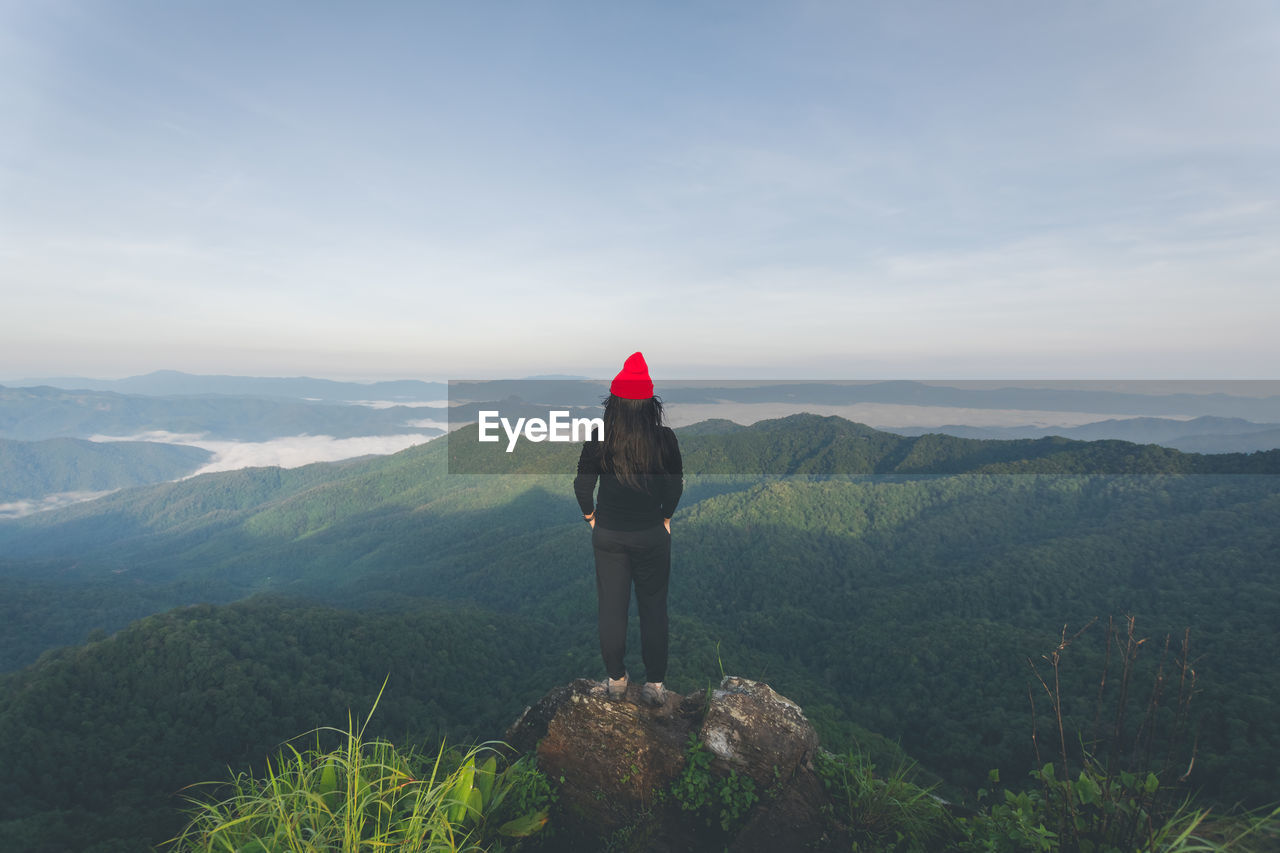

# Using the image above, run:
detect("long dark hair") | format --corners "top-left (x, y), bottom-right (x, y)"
top-left (599, 394), bottom-right (671, 491)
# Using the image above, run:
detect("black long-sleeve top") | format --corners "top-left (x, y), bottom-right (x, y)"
top-left (574, 427), bottom-right (683, 531)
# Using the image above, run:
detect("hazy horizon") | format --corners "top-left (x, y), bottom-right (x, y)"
top-left (5, 371), bottom-right (1280, 518)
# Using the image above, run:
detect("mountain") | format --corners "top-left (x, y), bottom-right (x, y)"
top-left (1, 414), bottom-right (1273, 566)
top-left (0, 437), bottom-right (212, 506)
top-left (1166, 425), bottom-right (1280, 454)
top-left (3, 370), bottom-right (448, 402)
top-left (0, 597), bottom-right (574, 853)
top-left (886, 415), bottom-right (1280, 453)
top-left (14, 374), bottom-right (1280, 422)
top-left (0, 417), bottom-right (1276, 651)
top-left (0, 384), bottom-right (446, 442)
top-left (440, 378), bottom-right (1280, 420)
top-left (1, 415), bottom-right (1278, 851)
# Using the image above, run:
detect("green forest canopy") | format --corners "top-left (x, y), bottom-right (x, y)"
top-left (0, 416), bottom-right (1277, 851)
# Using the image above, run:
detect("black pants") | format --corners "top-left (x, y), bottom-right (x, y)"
top-left (592, 523), bottom-right (670, 683)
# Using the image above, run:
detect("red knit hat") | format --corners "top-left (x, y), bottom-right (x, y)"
top-left (610, 352), bottom-right (654, 399)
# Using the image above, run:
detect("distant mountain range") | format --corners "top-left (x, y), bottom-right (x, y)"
top-left (448, 378), bottom-right (1280, 421)
top-left (0, 438), bottom-right (213, 517)
top-left (885, 415), bottom-right (1280, 454)
top-left (2, 415), bottom-right (1275, 604)
top-left (0, 380), bottom-right (447, 509)
top-left (444, 379), bottom-right (1280, 450)
top-left (0, 384), bottom-right (447, 442)
top-left (448, 413), bottom-right (1280, 477)
top-left (3, 370), bottom-right (448, 402)
top-left (9, 373), bottom-right (1280, 420)
top-left (2, 375), bottom-right (1277, 514)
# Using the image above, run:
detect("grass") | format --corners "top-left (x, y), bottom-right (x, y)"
top-left (165, 681), bottom-right (549, 853)
top-left (816, 749), bottom-right (960, 852)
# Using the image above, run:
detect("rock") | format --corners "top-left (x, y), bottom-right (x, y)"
top-left (505, 678), bottom-right (703, 832)
top-left (699, 676), bottom-right (819, 791)
top-left (727, 762), bottom-right (836, 853)
top-left (504, 675), bottom-right (843, 851)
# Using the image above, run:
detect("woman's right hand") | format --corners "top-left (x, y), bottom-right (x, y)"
top-left (664, 517), bottom-right (671, 534)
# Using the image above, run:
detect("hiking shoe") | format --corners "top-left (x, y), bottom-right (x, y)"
top-left (606, 673), bottom-right (629, 700)
top-left (641, 682), bottom-right (667, 707)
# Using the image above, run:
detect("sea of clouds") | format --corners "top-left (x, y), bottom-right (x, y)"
top-left (0, 430), bottom-right (446, 519)
top-left (89, 430), bottom-right (443, 477)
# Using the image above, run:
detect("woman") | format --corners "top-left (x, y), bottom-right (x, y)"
top-left (574, 352), bottom-right (683, 706)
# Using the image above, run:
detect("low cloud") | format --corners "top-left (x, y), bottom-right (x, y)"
top-left (349, 400), bottom-right (450, 409)
top-left (90, 431), bottom-right (440, 477)
top-left (403, 418), bottom-right (450, 431)
top-left (0, 490), bottom-right (117, 519)
top-left (90, 430), bottom-right (209, 444)
top-left (185, 434), bottom-right (438, 476)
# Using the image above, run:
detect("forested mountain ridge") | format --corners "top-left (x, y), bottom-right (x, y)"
top-left (449, 412), bottom-right (1280, 475)
top-left (0, 438), bottom-right (212, 504)
top-left (684, 414), bottom-right (1280, 474)
top-left (0, 437), bottom-right (212, 503)
top-left (887, 414), bottom-right (1280, 454)
top-left (1, 415), bottom-right (1278, 851)
top-left (0, 597), bottom-right (581, 852)
top-left (3, 415), bottom-right (1276, 579)
top-left (1, 415), bottom-right (1277, 669)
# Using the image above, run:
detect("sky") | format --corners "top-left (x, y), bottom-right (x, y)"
top-left (2, 1), bottom-right (1278, 381)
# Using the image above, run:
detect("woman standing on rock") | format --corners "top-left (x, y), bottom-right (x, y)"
top-left (574, 352), bottom-right (683, 706)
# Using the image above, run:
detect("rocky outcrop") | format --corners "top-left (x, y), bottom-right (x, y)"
top-left (699, 675), bottom-right (819, 788)
top-left (504, 676), bottom-right (845, 852)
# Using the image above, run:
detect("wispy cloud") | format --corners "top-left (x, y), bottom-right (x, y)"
top-left (402, 419), bottom-right (450, 431)
top-left (0, 490), bottom-right (116, 520)
top-left (91, 431), bottom-right (439, 476)
top-left (184, 434), bottom-right (437, 476)
top-left (348, 399), bottom-right (450, 410)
